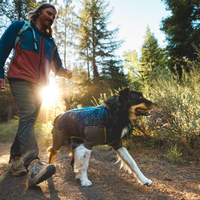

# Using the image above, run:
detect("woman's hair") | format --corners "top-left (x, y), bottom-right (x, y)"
top-left (28, 3), bottom-right (56, 35)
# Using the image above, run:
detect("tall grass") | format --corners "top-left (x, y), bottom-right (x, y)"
top-left (167, 144), bottom-right (182, 163)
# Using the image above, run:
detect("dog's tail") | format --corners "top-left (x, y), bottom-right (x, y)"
top-left (51, 114), bottom-right (62, 134)
top-left (53, 114), bottom-right (61, 126)
top-left (47, 146), bottom-right (59, 164)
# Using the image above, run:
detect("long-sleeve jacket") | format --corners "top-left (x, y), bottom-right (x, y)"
top-left (0, 20), bottom-right (67, 86)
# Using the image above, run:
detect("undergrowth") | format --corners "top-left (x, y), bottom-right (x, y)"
top-left (0, 119), bottom-right (53, 150)
top-left (130, 62), bottom-right (200, 161)
top-left (0, 119), bottom-right (18, 142)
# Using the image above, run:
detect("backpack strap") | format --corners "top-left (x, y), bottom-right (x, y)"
top-left (14, 21), bottom-right (37, 51)
top-left (49, 35), bottom-right (57, 52)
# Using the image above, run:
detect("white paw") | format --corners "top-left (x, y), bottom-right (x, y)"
top-left (144, 179), bottom-right (153, 187)
top-left (81, 179), bottom-right (92, 187)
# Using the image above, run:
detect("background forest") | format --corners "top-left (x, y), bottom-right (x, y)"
top-left (0, 0), bottom-right (200, 162)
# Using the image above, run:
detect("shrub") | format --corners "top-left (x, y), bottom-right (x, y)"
top-left (139, 63), bottom-right (200, 151)
top-left (167, 144), bottom-right (182, 163)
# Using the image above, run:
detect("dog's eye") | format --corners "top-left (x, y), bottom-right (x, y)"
top-left (139, 96), bottom-right (143, 99)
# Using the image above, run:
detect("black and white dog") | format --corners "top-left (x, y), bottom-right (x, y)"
top-left (48, 87), bottom-right (156, 187)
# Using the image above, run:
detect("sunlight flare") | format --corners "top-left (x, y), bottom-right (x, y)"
top-left (41, 79), bottom-right (58, 109)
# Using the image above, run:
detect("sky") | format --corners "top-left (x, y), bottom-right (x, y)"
top-left (107, 0), bottom-right (171, 57)
top-left (56, 0), bottom-right (171, 58)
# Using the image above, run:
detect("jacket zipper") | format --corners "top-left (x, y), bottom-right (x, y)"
top-left (37, 36), bottom-right (43, 83)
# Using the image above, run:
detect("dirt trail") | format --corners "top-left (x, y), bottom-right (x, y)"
top-left (0, 143), bottom-right (199, 200)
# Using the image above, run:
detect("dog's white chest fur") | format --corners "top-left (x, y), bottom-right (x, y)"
top-left (121, 127), bottom-right (129, 139)
top-left (121, 124), bottom-right (134, 139)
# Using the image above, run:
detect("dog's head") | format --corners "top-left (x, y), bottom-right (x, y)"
top-left (118, 87), bottom-right (156, 122)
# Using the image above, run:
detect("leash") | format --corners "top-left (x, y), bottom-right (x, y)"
top-left (132, 124), bottom-right (146, 135)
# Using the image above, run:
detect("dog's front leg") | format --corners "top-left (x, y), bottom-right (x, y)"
top-left (116, 147), bottom-right (153, 186)
top-left (74, 144), bottom-right (92, 187)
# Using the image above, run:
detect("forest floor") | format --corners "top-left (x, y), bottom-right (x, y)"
top-left (0, 142), bottom-right (200, 200)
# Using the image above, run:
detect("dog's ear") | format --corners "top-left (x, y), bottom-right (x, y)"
top-left (118, 87), bottom-right (130, 105)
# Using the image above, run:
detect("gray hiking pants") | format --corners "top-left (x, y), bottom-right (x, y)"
top-left (9, 80), bottom-right (43, 169)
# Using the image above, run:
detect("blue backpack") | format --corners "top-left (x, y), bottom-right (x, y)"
top-left (14, 21), bottom-right (37, 51)
top-left (14, 21), bottom-right (56, 53)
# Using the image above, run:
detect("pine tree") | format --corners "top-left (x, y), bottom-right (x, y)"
top-left (101, 59), bottom-right (128, 89)
top-left (77, 0), bottom-right (123, 79)
top-left (140, 27), bottom-right (161, 74)
top-left (123, 27), bottom-right (167, 89)
top-left (160, 0), bottom-right (200, 75)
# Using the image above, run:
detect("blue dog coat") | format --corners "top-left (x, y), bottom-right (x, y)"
top-left (53, 105), bottom-right (122, 150)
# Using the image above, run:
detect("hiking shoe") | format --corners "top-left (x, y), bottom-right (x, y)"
top-left (6, 157), bottom-right (27, 177)
top-left (27, 159), bottom-right (56, 187)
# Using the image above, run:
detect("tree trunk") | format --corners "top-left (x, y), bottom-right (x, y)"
top-left (92, 17), bottom-right (98, 77)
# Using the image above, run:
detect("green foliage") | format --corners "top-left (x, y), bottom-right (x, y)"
top-left (123, 28), bottom-right (168, 90)
top-left (134, 60), bottom-right (200, 155)
top-left (160, 0), bottom-right (200, 75)
top-left (73, 79), bottom-right (109, 107)
top-left (86, 66), bottom-right (200, 157)
top-left (0, 119), bottom-right (53, 149)
top-left (167, 144), bottom-right (182, 163)
top-left (54, 0), bottom-right (128, 107)
top-left (140, 26), bottom-right (165, 75)
top-left (123, 50), bottom-right (142, 90)
top-left (0, 120), bottom-right (18, 142)
top-left (142, 136), bottom-right (158, 149)
top-left (101, 59), bottom-right (128, 89)
top-left (145, 66), bottom-right (200, 136)
top-left (77, 0), bottom-right (124, 78)
top-left (0, 119), bottom-right (18, 142)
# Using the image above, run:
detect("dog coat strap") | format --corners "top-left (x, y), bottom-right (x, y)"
top-left (103, 127), bottom-right (107, 143)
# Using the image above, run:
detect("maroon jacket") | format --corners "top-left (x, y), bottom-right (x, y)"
top-left (0, 20), bottom-right (67, 85)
